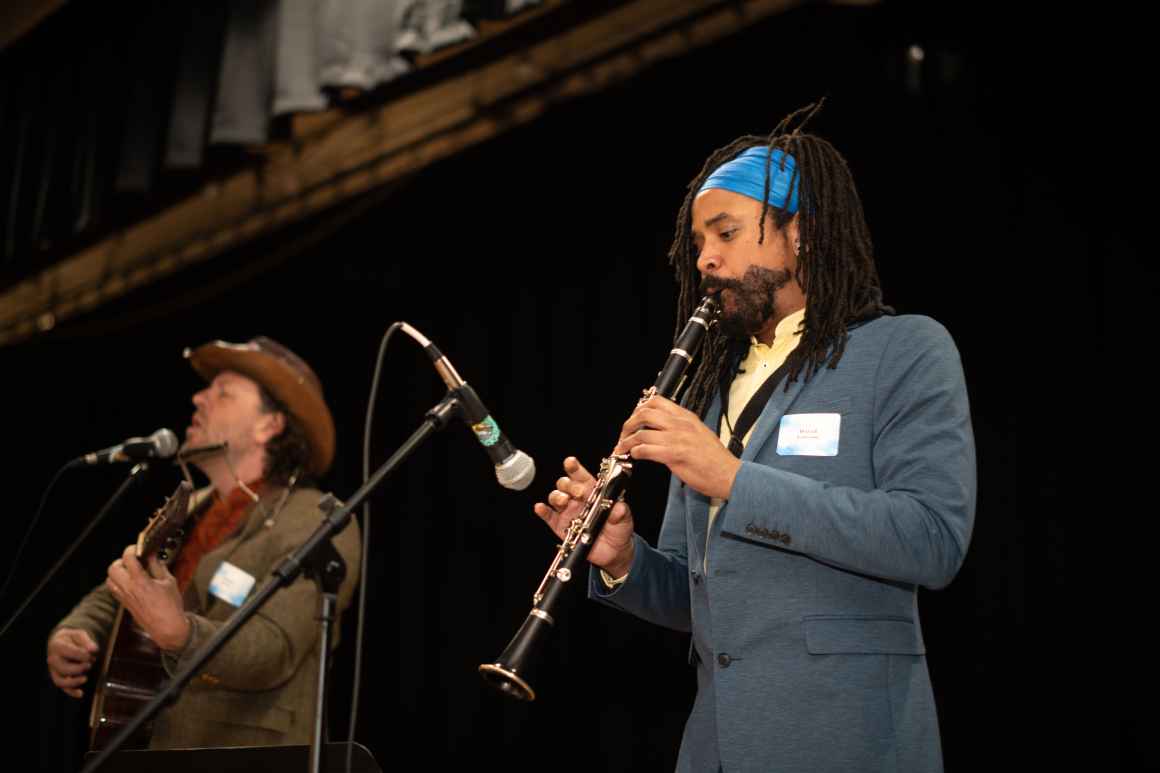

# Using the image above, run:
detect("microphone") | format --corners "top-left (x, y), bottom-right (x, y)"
top-left (401, 323), bottom-right (536, 491)
top-left (80, 428), bottom-right (180, 465)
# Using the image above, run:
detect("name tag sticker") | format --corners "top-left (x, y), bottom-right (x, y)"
top-left (208, 561), bottom-right (256, 607)
top-left (777, 413), bottom-right (841, 456)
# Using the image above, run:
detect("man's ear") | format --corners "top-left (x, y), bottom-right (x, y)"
top-left (254, 410), bottom-right (286, 445)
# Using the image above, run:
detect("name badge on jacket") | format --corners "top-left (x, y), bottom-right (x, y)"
top-left (777, 413), bottom-right (841, 456)
top-left (208, 561), bottom-right (257, 607)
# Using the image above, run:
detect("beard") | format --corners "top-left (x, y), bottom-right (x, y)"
top-left (700, 266), bottom-right (794, 340)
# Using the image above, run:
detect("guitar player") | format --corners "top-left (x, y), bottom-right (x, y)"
top-left (45, 337), bottom-right (361, 749)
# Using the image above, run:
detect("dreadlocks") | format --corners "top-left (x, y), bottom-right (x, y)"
top-left (669, 99), bottom-right (893, 417)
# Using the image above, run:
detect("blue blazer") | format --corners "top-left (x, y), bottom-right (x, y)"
top-left (591, 314), bottom-right (976, 773)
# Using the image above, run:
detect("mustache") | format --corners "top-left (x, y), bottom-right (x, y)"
top-left (700, 267), bottom-right (794, 297)
top-left (698, 275), bottom-right (744, 295)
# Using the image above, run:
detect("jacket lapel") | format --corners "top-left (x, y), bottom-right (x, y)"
top-left (739, 375), bottom-right (809, 462)
top-left (688, 375), bottom-right (806, 564)
top-left (687, 394), bottom-right (722, 570)
top-left (191, 488), bottom-right (283, 612)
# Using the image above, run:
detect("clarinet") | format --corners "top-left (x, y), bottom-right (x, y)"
top-left (479, 295), bottom-right (720, 701)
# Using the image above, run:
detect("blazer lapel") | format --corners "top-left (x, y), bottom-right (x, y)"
top-left (740, 375), bottom-right (809, 462)
top-left (191, 490), bottom-right (281, 611)
top-left (687, 394), bottom-right (723, 570)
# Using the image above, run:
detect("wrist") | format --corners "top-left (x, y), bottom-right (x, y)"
top-left (715, 456), bottom-right (743, 500)
top-left (159, 613), bottom-right (192, 653)
top-left (602, 540), bottom-right (635, 580)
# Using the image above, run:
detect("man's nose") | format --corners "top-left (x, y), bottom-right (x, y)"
top-left (192, 388), bottom-right (207, 409)
top-left (696, 248), bottom-right (720, 274)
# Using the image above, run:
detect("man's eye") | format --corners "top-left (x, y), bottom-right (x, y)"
top-left (720, 228), bottom-right (737, 240)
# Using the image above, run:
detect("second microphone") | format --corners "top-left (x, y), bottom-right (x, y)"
top-left (401, 323), bottom-right (535, 491)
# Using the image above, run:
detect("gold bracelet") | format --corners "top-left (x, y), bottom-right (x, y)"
top-left (600, 568), bottom-right (629, 589)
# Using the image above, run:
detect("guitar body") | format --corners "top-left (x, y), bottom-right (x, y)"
top-left (88, 607), bottom-right (166, 750)
top-left (87, 481), bottom-right (194, 751)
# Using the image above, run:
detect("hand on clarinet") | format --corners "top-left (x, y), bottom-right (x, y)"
top-left (533, 456), bottom-right (636, 578)
top-left (617, 394), bottom-right (741, 500)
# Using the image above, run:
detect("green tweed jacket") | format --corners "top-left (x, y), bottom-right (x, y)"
top-left (55, 484), bottom-right (362, 748)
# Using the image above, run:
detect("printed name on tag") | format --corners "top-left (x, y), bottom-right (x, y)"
top-left (776, 413), bottom-right (841, 456)
top-left (208, 561), bottom-right (257, 607)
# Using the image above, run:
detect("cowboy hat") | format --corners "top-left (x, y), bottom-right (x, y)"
top-left (183, 336), bottom-right (335, 476)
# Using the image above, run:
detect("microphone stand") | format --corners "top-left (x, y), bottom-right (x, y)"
top-left (0, 461), bottom-right (152, 639)
top-left (81, 394), bottom-right (462, 773)
top-left (305, 493), bottom-right (346, 773)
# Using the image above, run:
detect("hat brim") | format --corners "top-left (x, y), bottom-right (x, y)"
top-left (185, 341), bottom-right (335, 477)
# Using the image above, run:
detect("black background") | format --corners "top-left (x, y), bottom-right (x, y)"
top-left (0, 2), bottom-right (1109, 771)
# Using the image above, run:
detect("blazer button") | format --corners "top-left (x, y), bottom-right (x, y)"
top-left (716, 653), bottom-right (732, 667)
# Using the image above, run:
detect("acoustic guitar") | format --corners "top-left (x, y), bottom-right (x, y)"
top-left (88, 480), bottom-right (193, 751)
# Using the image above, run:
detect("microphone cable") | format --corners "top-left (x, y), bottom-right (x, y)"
top-left (345, 320), bottom-right (492, 772)
top-left (0, 459), bottom-right (76, 615)
top-left (1, 457), bottom-right (151, 640)
top-left (345, 321), bottom-right (405, 773)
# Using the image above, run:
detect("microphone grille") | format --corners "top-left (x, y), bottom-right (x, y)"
top-left (152, 428), bottom-right (180, 459)
top-left (496, 450), bottom-right (536, 491)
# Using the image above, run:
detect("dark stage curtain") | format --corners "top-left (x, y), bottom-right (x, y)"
top-left (0, 3), bottom-right (1083, 771)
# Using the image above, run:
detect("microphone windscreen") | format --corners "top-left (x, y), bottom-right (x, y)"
top-left (152, 429), bottom-right (180, 459)
top-left (496, 451), bottom-right (535, 491)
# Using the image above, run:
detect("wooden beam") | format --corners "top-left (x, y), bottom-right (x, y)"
top-left (0, 0), bottom-right (66, 51)
top-left (0, 0), bottom-right (814, 347)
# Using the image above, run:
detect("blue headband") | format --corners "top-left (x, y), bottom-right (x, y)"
top-left (697, 146), bottom-right (800, 214)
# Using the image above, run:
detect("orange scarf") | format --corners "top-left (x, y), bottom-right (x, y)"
top-left (172, 482), bottom-right (263, 592)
